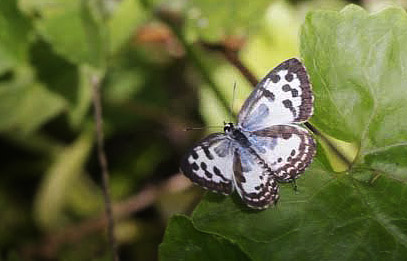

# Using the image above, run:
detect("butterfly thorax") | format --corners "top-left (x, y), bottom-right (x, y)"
top-left (224, 122), bottom-right (251, 148)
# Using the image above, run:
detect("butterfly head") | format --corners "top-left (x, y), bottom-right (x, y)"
top-left (223, 122), bottom-right (235, 134)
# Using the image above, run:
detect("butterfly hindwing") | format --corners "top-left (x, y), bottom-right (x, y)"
top-left (233, 148), bottom-right (279, 209)
top-left (181, 133), bottom-right (234, 195)
top-left (247, 125), bottom-right (316, 181)
top-left (238, 58), bottom-right (313, 131)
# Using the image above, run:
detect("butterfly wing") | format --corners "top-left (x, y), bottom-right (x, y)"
top-left (246, 125), bottom-right (316, 182)
top-left (181, 133), bottom-right (234, 195)
top-left (238, 58), bottom-right (313, 131)
top-left (232, 148), bottom-right (279, 209)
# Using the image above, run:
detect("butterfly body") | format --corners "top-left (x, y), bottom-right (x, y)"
top-left (181, 58), bottom-right (316, 209)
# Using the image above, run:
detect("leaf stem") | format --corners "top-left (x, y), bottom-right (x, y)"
top-left (91, 75), bottom-right (119, 261)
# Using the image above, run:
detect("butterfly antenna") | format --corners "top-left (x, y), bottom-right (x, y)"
top-left (184, 126), bottom-right (223, 131)
top-left (229, 81), bottom-right (237, 123)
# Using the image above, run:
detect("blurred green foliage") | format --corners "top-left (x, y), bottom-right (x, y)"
top-left (1, 0), bottom-right (407, 260)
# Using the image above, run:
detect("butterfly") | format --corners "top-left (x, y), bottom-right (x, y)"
top-left (181, 58), bottom-right (316, 209)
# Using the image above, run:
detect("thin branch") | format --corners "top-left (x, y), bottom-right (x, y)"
top-left (21, 174), bottom-right (191, 259)
top-left (91, 75), bottom-right (119, 261)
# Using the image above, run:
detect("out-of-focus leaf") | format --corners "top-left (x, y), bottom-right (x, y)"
top-left (183, 0), bottom-right (272, 42)
top-left (0, 190), bottom-right (28, 246)
top-left (104, 69), bottom-right (144, 104)
top-left (0, 0), bottom-right (32, 74)
top-left (181, 5), bottom-right (407, 260)
top-left (159, 215), bottom-right (250, 261)
top-left (107, 0), bottom-right (146, 54)
top-left (66, 173), bottom-right (103, 217)
top-left (20, 0), bottom-right (107, 67)
top-left (34, 129), bottom-right (93, 229)
top-left (68, 65), bottom-right (93, 128)
top-left (0, 68), bottom-right (66, 134)
top-left (242, 1), bottom-right (301, 77)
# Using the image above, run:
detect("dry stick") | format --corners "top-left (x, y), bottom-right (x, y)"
top-left (205, 43), bottom-right (353, 167)
top-left (22, 173), bottom-right (191, 259)
top-left (91, 75), bottom-right (119, 261)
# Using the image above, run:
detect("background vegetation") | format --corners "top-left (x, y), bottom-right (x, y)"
top-left (1, 0), bottom-right (407, 260)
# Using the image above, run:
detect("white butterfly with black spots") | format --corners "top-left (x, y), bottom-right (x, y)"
top-left (181, 58), bottom-right (316, 209)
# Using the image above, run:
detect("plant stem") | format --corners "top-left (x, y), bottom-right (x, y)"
top-left (91, 75), bottom-right (119, 261)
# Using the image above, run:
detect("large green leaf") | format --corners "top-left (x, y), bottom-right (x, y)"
top-left (159, 215), bottom-right (249, 260)
top-left (163, 5), bottom-right (407, 260)
top-left (301, 5), bottom-right (407, 146)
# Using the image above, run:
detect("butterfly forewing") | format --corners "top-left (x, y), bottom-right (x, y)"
top-left (247, 125), bottom-right (316, 181)
top-left (233, 148), bottom-right (279, 209)
top-left (238, 58), bottom-right (313, 131)
top-left (181, 133), bottom-right (234, 195)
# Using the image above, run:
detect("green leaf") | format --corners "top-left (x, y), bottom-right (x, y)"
top-left (182, 0), bottom-right (273, 42)
top-left (159, 215), bottom-right (250, 261)
top-left (107, 0), bottom-right (146, 54)
top-left (177, 5), bottom-right (407, 260)
top-left (68, 65), bottom-right (94, 128)
top-left (0, 68), bottom-right (66, 134)
top-left (20, 0), bottom-right (107, 67)
top-left (0, 0), bottom-right (32, 73)
top-left (301, 5), bottom-right (407, 148)
top-left (34, 129), bottom-right (93, 229)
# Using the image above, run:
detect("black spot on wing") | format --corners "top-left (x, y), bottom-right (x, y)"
top-left (200, 162), bottom-right (207, 169)
top-left (283, 99), bottom-right (296, 117)
top-left (282, 84), bottom-right (299, 98)
top-left (191, 150), bottom-right (199, 159)
top-left (282, 84), bottom-right (291, 92)
top-left (192, 162), bottom-right (199, 170)
top-left (285, 73), bottom-right (293, 82)
top-left (213, 166), bottom-right (229, 182)
top-left (263, 89), bottom-right (275, 101)
top-left (270, 74), bottom-right (280, 83)
top-left (202, 146), bottom-right (214, 160)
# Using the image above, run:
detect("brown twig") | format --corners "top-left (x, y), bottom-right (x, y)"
top-left (21, 174), bottom-right (192, 259)
top-left (91, 75), bottom-right (119, 261)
